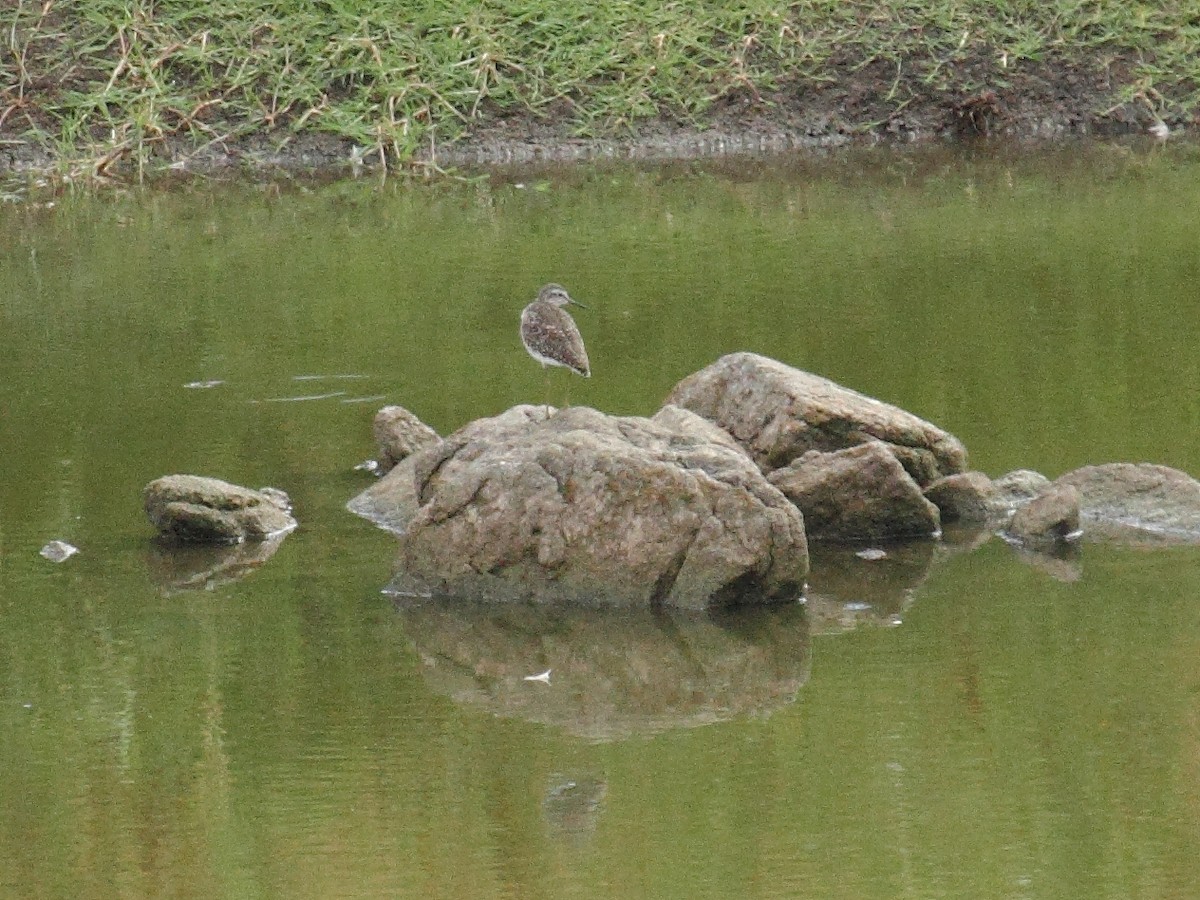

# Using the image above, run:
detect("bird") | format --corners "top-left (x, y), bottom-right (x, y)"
top-left (520, 283), bottom-right (590, 414)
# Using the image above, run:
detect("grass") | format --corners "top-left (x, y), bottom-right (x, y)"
top-left (3, 0), bottom-right (1200, 174)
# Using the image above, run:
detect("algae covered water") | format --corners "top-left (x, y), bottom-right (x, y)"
top-left (2, 141), bottom-right (1200, 898)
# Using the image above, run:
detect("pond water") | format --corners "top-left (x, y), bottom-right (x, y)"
top-left (3, 141), bottom-right (1200, 898)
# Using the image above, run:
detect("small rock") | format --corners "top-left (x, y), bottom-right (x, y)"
top-left (768, 442), bottom-right (941, 542)
top-left (991, 469), bottom-right (1051, 510)
top-left (144, 475), bottom-right (297, 543)
top-left (40, 540), bottom-right (79, 563)
top-left (372, 405), bottom-right (441, 474)
top-left (1007, 484), bottom-right (1081, 543)
top-left (855, 548), bottom-right (887, 561)
top-left (924, 471), bottom-right (998, 524)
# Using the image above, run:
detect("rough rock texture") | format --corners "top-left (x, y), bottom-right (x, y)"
top-left (373, 405), bottom-right (441, 474)
top-left (144, 475), bottom-right (297, 543)
top-left (348, 404), bottom-right (809, 608)
top-left (924, 471), bottom-right (998, 524)
top-left (991, 469), bottom-right (1052, 510)
top-left (1007, 484), bottom-right (1081, 543)
top-left (1054, 463), bottom-right (1200, 543)
top-left (767, 442), bottom-right (941, 542)
top-left (665, 352), bottom-right (966, 485)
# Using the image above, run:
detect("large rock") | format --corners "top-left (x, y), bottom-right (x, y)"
top-left (348, 405), bottom-right (809, 609)
top-left (665, 352), bottom-right (967, 485)
top-left (1054, 463), bottom-right (1200, 544)
top-left (144, 475), bottom-right (297, 543)
top-left (767, 442), bottom-right (941, 541)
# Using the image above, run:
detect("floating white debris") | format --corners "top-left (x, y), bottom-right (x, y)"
top-left (354, 459), bottom-right (381, 475)
top-left (856, 548), bottom-right (887, 561)
top-left (341, 395), bottom-right (388, 404)
top-left (184, 379), bottom-right (225, 389)
top-left (523, 669), bottom-right (552, 684)
top-left (251, 391), bottom-right (348, 403)
top-left (291, 374), bottom-right (370, 381)
top-left (40, 540), bottom-right (79, 563)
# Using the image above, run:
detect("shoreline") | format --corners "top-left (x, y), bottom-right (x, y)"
top-left (1, 52), bottom-right (1191, 179)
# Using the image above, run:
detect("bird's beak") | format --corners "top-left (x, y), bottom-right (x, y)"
top-left (569, 299), bottom-right (590, 310)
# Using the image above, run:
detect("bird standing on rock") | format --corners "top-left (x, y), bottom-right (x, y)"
top-left (520, 283), bottom-right (590, 413)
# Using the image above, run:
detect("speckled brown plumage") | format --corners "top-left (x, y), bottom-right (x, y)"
top-left (520, 283), bottom-right (590, 378)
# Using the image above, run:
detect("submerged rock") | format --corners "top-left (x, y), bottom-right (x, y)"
top-left (144, 475), bottom-right (297, 543)
top-left (372, 405), bottom-right (441, 474)
top-left (767, 442), bottom-right (941, 541)
top-left (348, 404), bottom-right (808, 609)
top-left (1054, 463), bottom-right (1200, 544)
top-left (664, 352), bottom-right (966, 485)
top-left (1007, 483), bottom-right (1081, 544)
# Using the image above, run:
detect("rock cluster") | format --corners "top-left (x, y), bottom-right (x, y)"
top-left (348, 354), bottom-right (1200, 608)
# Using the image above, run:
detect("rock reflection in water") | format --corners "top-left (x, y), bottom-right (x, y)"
top-left (144, 534), bottom-right (287, 593)
top-left (543, 774), bottom-right (608, 845)
top-left (1011, 540), bottom-right (1082, 583)
top-left (804, 540), bottom-right (936, 633)
top-left (391, 596), bottom-right (809, 742)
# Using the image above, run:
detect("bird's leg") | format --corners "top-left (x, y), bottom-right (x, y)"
top-left (543, 367), bottom-right (553, 419)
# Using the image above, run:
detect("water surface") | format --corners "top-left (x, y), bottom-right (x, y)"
top-left (2, 141), bottom-right (1200, 898)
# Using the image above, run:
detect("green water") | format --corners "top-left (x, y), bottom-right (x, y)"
top-left (3, 141), bottom-right (1200, 898)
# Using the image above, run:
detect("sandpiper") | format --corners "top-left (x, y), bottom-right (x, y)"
top-left (520, 283), bottom-right (590, 412)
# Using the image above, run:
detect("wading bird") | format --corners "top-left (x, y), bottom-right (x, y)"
top-left (519, 283), bottom-right (590, 413)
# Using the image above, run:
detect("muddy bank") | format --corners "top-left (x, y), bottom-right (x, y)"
top-left (0, 54), bottom-right (1188, 178)
top-left (435, 56), bottom-right (1186, 168)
